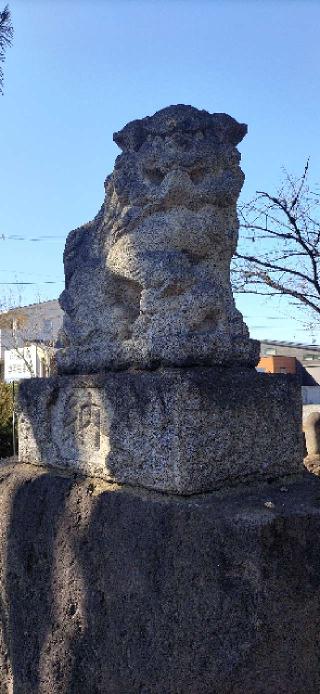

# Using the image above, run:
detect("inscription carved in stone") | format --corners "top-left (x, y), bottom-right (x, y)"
top-left (49, 386), bottom-right (113, 471)
top-left (64, 390), bottom-right (101, 451)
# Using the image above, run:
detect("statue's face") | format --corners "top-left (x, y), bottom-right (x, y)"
top-left (112, 130), bottom-right (244, 211)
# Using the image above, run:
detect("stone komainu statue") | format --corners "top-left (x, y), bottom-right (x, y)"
top-left (18, 106), bottom-right (302, 495)
top-left (57, 105), bottom-right (259, 373)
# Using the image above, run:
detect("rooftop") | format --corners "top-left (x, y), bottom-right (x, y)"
top-left (261, 339), bottom-right (320, 351)
top-left (0, 299), bottom-right (61, 316)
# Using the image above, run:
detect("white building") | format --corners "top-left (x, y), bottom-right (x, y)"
top-left (0, 300), bottom-right (63, 381)
top-left (4, 344), bottom-right (51, 382)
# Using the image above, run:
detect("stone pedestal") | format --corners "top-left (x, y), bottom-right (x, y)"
top-left (18, 368), bottom-right (303, 494)
top-left (1, 462), bottom-right (320, 694)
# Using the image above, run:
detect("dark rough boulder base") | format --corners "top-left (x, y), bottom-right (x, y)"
top-left (1, 463), bottom-right (320, 693)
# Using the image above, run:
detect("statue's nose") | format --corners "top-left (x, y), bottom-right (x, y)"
top-left (160, 168), bottom-right (193, 201)
top-left (164, 168), bottom-right (191, 185)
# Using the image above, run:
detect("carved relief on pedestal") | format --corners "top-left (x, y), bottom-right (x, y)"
top-left (63, 390), bottom-right (101, 451)
top-left (18, 410), bottom-right (41, 462)
top-left (51, 387), bottom-right (113, 468)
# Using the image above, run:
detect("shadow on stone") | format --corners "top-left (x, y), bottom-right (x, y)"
top-left (63, 475), bottom-right (320, 693)
top-left (2, 464), bottom-right (320, 692)
top-left (4, 470), bottom-right (73, 693)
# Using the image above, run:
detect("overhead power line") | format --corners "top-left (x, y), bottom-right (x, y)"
top-left (0, 281), bottom-right (64, 285)
top-left (0, 234), bottom-right (66, 242)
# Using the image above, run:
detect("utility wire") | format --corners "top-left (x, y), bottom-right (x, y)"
top-left (0, 281), bottom-right (64, 285)
top-left (0, 234), bottom-right (66, 241)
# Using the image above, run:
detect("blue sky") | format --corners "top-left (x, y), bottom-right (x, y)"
top-left (1, 0), bottom-right (320, 342)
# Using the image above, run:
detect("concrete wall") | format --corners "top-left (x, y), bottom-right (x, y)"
top-left (304, 365), bottom-right (320, 384)
top-left (302, 386), bottom-right (320, 405)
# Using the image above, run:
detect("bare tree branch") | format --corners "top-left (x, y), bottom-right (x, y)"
top-left (0, 5), bottom-right (13, 95)
top-left (233, 164), bottom-right (320, 324)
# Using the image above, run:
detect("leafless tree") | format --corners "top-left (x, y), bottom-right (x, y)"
top-left (233, 161), bottom-right (320, 324)
top-left (0, 4), bottom-right (13, 95)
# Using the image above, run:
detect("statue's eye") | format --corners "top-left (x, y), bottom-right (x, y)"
top-left (144, 168), bottom-right (165, 185)
top-left (190, 168), bottom-right (206, 183)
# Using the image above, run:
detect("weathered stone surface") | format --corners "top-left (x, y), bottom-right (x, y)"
top-left (57, 105), bottom-right (259, 373)
top-left (1, 461), bottom-right (320, 694)
top-left (18, 368), bottom-right (303, 494)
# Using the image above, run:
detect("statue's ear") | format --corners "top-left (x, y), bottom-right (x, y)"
top-left (209, 114), bottom-right (247, 146)
top-left (113, 121), bottom-right (147, 152)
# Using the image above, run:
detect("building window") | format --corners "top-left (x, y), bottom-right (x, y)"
top-left (265, 348), bottom-right (277, 355)
top-left (303, 354), bottom-right (320, 361)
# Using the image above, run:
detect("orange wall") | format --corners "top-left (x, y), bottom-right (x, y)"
top-left (257, 356), bottom-right (296, 374)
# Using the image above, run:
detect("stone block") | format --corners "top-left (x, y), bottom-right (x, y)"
top-left (18, 367), bottom-right (303, 494)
